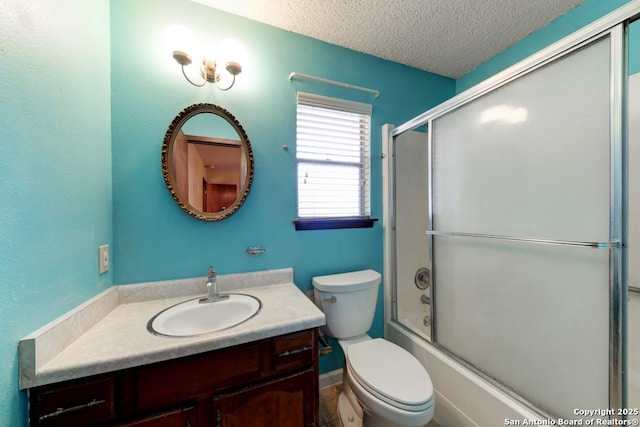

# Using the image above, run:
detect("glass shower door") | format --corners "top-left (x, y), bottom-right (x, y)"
top-left (429, 33), bottom-right (618, 418)
top-left (627, 18), bottom-right (640, 423)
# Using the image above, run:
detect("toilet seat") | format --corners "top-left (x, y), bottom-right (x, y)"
top-left (346, 338), bottom-right (434, 412)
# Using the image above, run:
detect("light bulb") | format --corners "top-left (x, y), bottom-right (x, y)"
top-left (218, 38), bottom-right (247, 75)
top-left (164, 24), bottom-right (198, 65)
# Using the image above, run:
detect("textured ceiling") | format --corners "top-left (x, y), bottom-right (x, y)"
top-left (191, 0), bottom-right (585, 78)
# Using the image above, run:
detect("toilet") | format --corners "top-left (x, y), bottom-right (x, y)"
top-left (313, 270), bottom-right (434, 427)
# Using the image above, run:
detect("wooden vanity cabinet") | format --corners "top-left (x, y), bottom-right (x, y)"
top-left (28, 328), bottom-right (319, 427)
top-left (213, 370), bottom-right (315, 427)
top-left (117, 406), bottom-right (197, 427)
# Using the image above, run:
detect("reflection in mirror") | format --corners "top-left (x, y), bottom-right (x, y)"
top-left (162, 104), bottom-right (253, 221)
top-left (174, 114), bottom-right (247, 213)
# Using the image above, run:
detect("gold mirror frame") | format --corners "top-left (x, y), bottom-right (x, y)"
top-left (162, 103), bottom-right (254, 221)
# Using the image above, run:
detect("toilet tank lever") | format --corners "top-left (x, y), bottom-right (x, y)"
top-left (323, 296), bottom-right (337, 303)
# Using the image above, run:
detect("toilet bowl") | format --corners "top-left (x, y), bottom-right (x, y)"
top-left (340, 337), bottom-right (434, 427)
top-left (313, 270), bottom-right (434, 427)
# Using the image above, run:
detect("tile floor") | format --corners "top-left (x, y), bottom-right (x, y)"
top-left (319, 384), bottom-right (441, 427)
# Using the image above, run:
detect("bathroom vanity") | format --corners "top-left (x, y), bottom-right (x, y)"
top-left (28, 329), bottom-right (317, 426)
top-left (19, 268), bottom-right (325, 427)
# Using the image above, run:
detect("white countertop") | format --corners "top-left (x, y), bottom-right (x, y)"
top-left (19, 268), bottom-right (325, 389)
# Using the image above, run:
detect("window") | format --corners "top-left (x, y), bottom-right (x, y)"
top-left (294, 92), bottom-right (377, 230)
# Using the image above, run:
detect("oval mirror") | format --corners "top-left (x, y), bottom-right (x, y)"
top-left (162, 103), bottom-right (254, 221)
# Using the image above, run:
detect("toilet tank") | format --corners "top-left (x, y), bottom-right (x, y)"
top-left (312, 270), bottom-right (381, 339)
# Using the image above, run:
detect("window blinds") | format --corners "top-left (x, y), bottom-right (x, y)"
top-left (296, 92), bottom-right (372, 218)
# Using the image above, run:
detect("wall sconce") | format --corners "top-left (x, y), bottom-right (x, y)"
top-left (165, 25), bottom-right (245, 91)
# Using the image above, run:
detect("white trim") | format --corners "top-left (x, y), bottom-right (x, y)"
top-left (319, 368), bottom-right (344, 389)
top-left (381, 124), bottom-right (396, 339)
top-left (297, 91), bottom-right (372, 115)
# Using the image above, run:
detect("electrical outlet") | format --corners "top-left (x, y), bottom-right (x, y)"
top-left (99, 245), bottom-right (110, 274)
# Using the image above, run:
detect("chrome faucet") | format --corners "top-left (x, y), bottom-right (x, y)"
top-left (199, 267), bottom-right (229, 303)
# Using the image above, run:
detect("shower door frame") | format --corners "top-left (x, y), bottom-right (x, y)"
top-left (385, 0), bottom-right (640, 418)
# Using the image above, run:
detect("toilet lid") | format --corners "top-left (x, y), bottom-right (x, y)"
top-left (347, 339), bottom-right (433, 411)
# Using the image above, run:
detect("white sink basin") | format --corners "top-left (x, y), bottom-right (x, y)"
top-left (148, 293), bottom-right (261, 337)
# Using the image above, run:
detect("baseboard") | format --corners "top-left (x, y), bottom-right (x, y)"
top-left (319, 368), bottom-right (343, 389)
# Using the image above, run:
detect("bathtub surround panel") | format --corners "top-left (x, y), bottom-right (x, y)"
top-left (392, 130), bottom-right (431, 341)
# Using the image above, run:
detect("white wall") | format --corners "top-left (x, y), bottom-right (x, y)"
top-left (394, 130), bottom-right (431, 339)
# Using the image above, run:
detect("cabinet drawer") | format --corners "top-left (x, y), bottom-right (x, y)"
top-left (272, 330), bottom-right (315, 373)
top-left (136, 342), bottom-right (262, 411)
top-left (30, 376), bottom-right (115, 427)
top-left (116, 405), bottom-right (196, 427)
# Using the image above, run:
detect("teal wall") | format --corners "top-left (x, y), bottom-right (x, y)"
top-left (109, 0), bottom-right (454, 373)
top-left (631, 19), bottom-right (640, 75)
top-left (457, 0), bottom-right (635, 93)
top-left (0, 0), bottom-right (112, 425)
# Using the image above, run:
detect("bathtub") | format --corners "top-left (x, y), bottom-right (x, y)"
top-left (629, 292), bottom-right (640, 420)
top-left (387, 321), bottom-right (543, 427)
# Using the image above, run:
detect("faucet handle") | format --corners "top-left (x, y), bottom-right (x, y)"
top-left (208, 267), bottom-right (216, 278)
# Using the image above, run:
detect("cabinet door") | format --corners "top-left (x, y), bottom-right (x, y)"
top-left (117, 405), bottom-right (197, 427)
top-left (213, 370), bottom-right (317, 427)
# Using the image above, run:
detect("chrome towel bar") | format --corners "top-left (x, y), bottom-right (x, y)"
top-left (426, 230), bottom-right (619, 249)
top-left (247, 246), bottom-right (266, 256)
